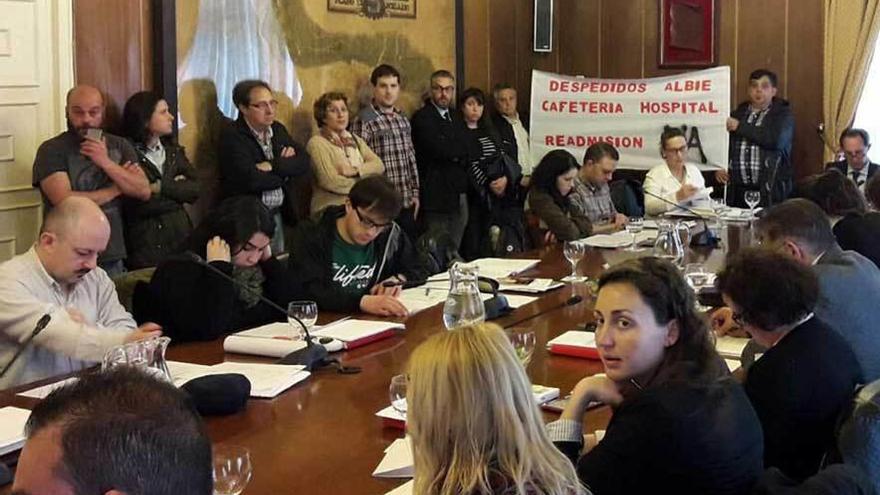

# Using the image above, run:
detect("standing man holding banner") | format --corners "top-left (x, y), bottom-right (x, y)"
top-left (716, 69), bottom-right (794, 207)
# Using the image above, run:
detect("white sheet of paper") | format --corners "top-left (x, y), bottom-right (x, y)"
top-left (725, 359), bottom-right (741, 372)
top-left (373, 437), bottom-right (414, 478)
top-left (222, 335), bottom-right (308, 358)
top-left (385, 480), bottom-right (414, 495)
top-left (580, 230), bottom-right (656, 249)
top-left (0, 407), bottom-right (31, 456)
top-left (17, 377), bottom-right (79, 399)
top-left (234, 322), bottom-right (299, 339)
top-left (497, 278), bottom-right (564, 293)
top-left (375, 404), bottom-right (406, 422)
top-left (715, 336), bottom-right (750, 359)
top-left (167, 361), bottom-right (309, 399)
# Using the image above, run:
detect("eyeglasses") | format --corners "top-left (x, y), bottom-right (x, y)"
top-left (249, 100), bottom-right (279, 112)
top-left (354, 208), bottom-right (392, 231)
top-left (664, 146), bottom-right (688, 155)
top-left (431, 85), bottom-right (455, 94)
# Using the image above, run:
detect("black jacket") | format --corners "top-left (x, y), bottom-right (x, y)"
top-left (745, 317), bottom-right (863, 481)
top-left (289, 205), bottom-right (431, 312)
top-left (124, 142), bottom-right (200, 269)
top-left (556, 378), bottom-right (764, 495)
top-left (729, 98), bottom-right (795, 201)
top-left (218, 117), bottom-right (310, 200)
top-left (825, 160), bottom-right (880, 183)
top-left (490, 111), bottom-right (529, 163)
top-left (411, 101), bottom-right (470, 213)
top-left (135, 256), bottom-right (299, 342)
top-left (832, 212), bottom-right (880, 269)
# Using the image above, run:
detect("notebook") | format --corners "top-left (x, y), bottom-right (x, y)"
top-left (0, 407), bottom-right (31, 456)
top-left (311, 319), bottom-right (404, 349)
top-left (546, 330), bottom-right (600, 359)
top-left (222, 321), bottom-right (309, 358)
top-left (715, 335), bottom-right (750, 359)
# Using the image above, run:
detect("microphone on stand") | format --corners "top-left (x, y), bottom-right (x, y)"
top-left (185, 252), bottom-right (329, 371)
top-left (0, 313), bottom-right (51, 380)
top-left (641, 188), bottom-right (720, 247)
top-left (502, 295), bottom-right (583, 329)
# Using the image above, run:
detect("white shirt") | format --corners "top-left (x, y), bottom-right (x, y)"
top-left (643, 163), bottom-right (707, 215)
top-left (503, 114), bottom-right (534, 175)
top-left (0, 247), bottom-right (134, 389)
top-left (144, 140), bottom-right (166, 175)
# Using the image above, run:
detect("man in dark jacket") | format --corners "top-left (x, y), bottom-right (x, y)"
top-left (411, 69), bottom-right (470, 250)
top-left (289, 175), bottom-right (430, 316)
top-left (491, 83), bottom-right (533, 187)
top-left (716, 69), bottom-right (794, 208)
top-left (825, 128), bottom-right (879, 192)
top-left (218, 79), bottom-right (310, 253)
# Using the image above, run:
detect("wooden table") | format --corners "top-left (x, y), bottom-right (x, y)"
top-left (0, 224), bottom-right (751, 494)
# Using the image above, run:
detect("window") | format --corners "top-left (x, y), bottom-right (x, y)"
top-left (852, 34), bottom-right (880, 162)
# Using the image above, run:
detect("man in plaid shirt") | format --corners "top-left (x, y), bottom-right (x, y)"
top-left (351, 64), bottom-right (420, 239)
top-left (716, 69), bottom-right (794, 208)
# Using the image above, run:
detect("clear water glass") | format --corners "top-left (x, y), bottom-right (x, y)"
top-left (213, 445), bottom-right (253, 495)
top-left (442, 262), bottom-right (486, 329)
top-left (744, 190), bottom-right (761, 217)
top-left (389, 374), bottom-right (408, 415)
top-left (684, 263), bottom-right (712, 312)
top-left (624, 217), bottom-right (644, 251)
top-left (287, 301), bottom-right (317, 340)
top-left (563, 241), bottom-right (586, 281)
top-left (507, 330), bottom-right (537, 367)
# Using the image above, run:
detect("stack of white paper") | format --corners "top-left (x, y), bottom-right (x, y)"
top-left (167, 361), bottom-right (310, 399)
top-left (0, 407), bottom-right (31, 456)
top-left (398, 288), bottom-right (537, 315)
top-left (497, 278), bottom-right (564, 293)
top-left (311, 319), bottom-right (404, 343)
top-left (375, 405), bottom-right (406, 422)
top-left (580, 230), bottom-right (656, 249)
top-left (223, 322), bottom-right (309, 358)
top-left (472, 258), bottom-right (540, 279)
top-left (373, 437), bottom-right (414, 478)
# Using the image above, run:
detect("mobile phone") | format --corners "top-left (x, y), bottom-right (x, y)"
top-left (85, 128), bottom-right (103, 142)
top-left (541, 396), bottom-right (603, 413)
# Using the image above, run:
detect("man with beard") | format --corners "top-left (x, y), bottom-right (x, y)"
top-left (32, 85), bottom-right (151, 276)
top-left (0, 197), bottom-right (162, 389)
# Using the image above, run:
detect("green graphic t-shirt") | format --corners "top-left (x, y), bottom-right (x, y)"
top-left (331, 232), bottom-right (377, 296)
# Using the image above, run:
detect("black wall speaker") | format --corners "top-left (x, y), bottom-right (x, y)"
top-left (534, 0), bottom-right (553, 52)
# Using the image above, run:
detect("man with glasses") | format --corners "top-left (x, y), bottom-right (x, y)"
top-left (826, 128), bottom-right (878, 193)
top-left (712, 199), bottom-right (880, 382)
top-left (411, 69), bottom-right (470, 250)
top-left (290, 175), bottom-right (429, 316)
top-left (715, 69), bottom-right (794, 208)
top-left (219, 79), bottom-right (310, 253)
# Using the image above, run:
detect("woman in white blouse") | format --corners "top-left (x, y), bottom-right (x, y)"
top-left (643, 127), bottom-right (706, 215)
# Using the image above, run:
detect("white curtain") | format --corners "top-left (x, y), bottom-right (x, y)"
top-left (177, 0), bottom-right (302, 121)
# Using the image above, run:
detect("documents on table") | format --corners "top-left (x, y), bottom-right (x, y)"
top-left (375, 404), bottom-right (406, 429)
top-left (373, 436), bottom-right (414, 478)
top-left (385, 480), bottom-right (414, 495)
top-left (546, 330), bottom-right (600, 360)
top-left (224, 322), bottom-right (309, 358)
top-left (311, 319), bottom-right (404, 349)
top-left (398, 288), bottom-right (538, 315)
top-left (167, 360), bottom-right (310, 399)
top-left (426, 258), bottom-right (539, 282)
top-left (17, 377), bottom-right (79, 399)
top-left (579, 230), bottom-right (656, 249)
top-left (0, 406), bottom-right (31, 456)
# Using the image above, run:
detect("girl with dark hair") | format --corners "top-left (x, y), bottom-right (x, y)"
top-left (717, 247), bottom-right (862, 481)
top-left (458, 87), bottom-right (525, 258)
top-left (527, 149), bottom-right (592, 241)
top-left (643, 126), bottom-right (707, 215)
top-left (121, 91), bottom-right (200, 269)
top-left (547, 257), bottom-right (764, 494)
top-left (800, 168), bottom-right (880, 268)
top-left (134, 196), bottom-right (300, 342)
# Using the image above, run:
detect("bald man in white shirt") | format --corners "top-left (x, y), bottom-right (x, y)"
top-left (0, 197), bottom-right (161, 389)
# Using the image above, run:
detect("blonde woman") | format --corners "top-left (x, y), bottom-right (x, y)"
top-left (407, 324), bottom-right (586, 495)
top-left (307, 92), bottom-right (384, 216)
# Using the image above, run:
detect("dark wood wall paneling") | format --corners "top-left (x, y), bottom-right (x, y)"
top-left (73, 0), bottom-right (154, 132)
top-left (462, 0), bottom-right (825, 178)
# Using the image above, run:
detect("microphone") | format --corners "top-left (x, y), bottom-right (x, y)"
top-left (502, 295), bottom-right (583, 329)
top-left (185, 252), bottom-right (328, 371)
top-left (642, 188), bottom-right (719, 247)
top-left (0, 313), bottom-right (51, 380)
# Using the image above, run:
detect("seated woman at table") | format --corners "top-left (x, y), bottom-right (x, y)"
top-left (307, 91), bottom-right (384, 216)
top-left (547, 257), bottom-right (764, 495)
top-left (798, 168), bottom-right (880, 268)
top-left (717, 247), bottom-right (863, 482)
top-left (643, 126), bottom-right (707, 215)
top-left (407, 323), bottom-right (586, 495)
top-left (134, 196), bottom-right (300, 342)
top-left (527, 149), bottom-right (592, 241)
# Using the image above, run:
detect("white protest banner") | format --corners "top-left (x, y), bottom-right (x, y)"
top-left (529, 66), bottom-right (730, 171)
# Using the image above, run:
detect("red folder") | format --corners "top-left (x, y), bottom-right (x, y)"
top-left (548, 343), bottom-right (601, 360)
top-left (343, 328), bottom-right (397, 350)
